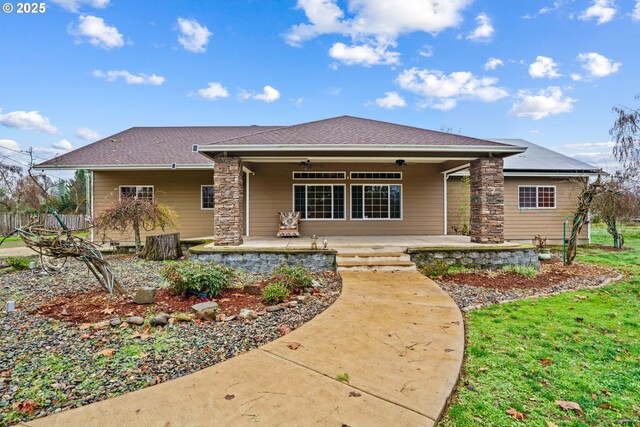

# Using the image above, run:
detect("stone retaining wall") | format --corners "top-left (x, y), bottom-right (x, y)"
top-left (408, 247), bottom-right (540, 269)
top-left (188, 250), bottom-right (336, 273)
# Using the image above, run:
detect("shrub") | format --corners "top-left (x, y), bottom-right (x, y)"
top-left (262, 281), bottom-right (290, 304)
top-left (272, 264), bottom-right (313, 290)
top-left (162, 261), bottom-right (235, 297)
top-left (418, 259), bottom-right (449, 278)
top-left (6, 256), bottom-right (32, 271)
top-left (501, 264), bottom-right (538, 277)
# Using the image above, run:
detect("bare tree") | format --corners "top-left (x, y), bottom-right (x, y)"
top-left (0, 163), bottom-right (24, 212)
top-left (591, 176), bottom-right (636, 248)
top-left (566, 176), bottom-right (607, 265)
top-left (610, 94), bottom-right (640, 176)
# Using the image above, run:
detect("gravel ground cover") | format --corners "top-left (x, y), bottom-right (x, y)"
top-left (0, 256), bottom-right (341, 426)
top-left (435, 257), bottom-right (620, 311)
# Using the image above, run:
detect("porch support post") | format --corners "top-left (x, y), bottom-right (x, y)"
top-left (213, 157), bottom-right (244, 246)
top-left (469, 157), bottom-right (504, 244)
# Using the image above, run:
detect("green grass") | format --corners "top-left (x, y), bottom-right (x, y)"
top-left (441, 224), bottom-right (640, 427)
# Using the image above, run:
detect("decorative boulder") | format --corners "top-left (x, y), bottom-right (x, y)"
top-left (191, 301), bottom-right (219, 313)
top-left (126, 316), bottom-right (145, 325)
top-left (149, 315), bottom-right (169, 326)
top-left (133, 287), bottom-right (157, 305)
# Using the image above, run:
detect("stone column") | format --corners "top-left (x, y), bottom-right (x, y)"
top-left (469, 157), bottom-right (504, 244)
top-left (213, 157), bottom-right (244, 246)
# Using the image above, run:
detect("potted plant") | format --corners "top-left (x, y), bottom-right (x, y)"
top-left (534, 235), bottom-right (552, 260)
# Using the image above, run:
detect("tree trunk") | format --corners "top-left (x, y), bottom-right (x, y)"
top-left (141, 233), bottom-right (182, 260)
top-left (133, 220), bottom-right (141, 253)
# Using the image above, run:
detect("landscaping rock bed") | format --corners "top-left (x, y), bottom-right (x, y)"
top-left (434, 258), bottom-right (620, 311)
top-left (0, 256), bottom-right (341, 425)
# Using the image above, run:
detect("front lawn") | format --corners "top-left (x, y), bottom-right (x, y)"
top-left (441, 225), bottom-right (640, 426)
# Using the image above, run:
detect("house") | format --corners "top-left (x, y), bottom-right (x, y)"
top-left (37, 116), bottom-right (602, 246)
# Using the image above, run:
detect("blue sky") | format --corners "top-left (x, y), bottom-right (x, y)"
top-left (1, 0), bottom-right (639, 174)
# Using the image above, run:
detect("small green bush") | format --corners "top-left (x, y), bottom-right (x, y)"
top-left (418, 259), bottom-right (449, 278)
top-left (162, 261), bottom-right (235, 297)
top-left (262, 281), bottom-right (290, 304)
top-left (6, 256), bottom-right (32, 271)
top-left (272, 264), bottom-right (313, 290)
top-left (501, 264), bottom-right (538, 277)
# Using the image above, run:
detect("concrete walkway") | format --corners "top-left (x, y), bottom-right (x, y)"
top-left (25, 271), bottom-right (464, 427)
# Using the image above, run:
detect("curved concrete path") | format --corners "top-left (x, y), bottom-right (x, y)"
top-left (25, 271), bottom-right (464, 427)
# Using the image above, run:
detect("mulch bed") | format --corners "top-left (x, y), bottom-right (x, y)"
top-left (584, 244), bottom-right (633, 252)
top-left (435, 257), bottom-right (621, 311)
top-left (444, 258), bottom-right (614, 290)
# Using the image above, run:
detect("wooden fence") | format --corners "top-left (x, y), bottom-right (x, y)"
top-left (0, 213), bottom-right (89, 235)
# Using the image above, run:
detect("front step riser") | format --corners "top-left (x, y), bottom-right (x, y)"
top-left (338, 265), bottom-right (417, 272)
top-left (337, 256), bottom-right (411, 263)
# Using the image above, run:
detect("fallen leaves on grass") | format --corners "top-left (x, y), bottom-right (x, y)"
top-left (96, 348), bottom-right (115, 357)
top-left (540, 358), bottom-right (552, 366)
top-left (12, 400), bottom-right (40, 415)
top-left (599, 403), bottom-right (614, 410)
top-left (555, 400), bottom-right (583, 412)
top-left (506, 407), bottom-right (525, 421)
top-left (546, 422), bottom-right (559, 427)
top-left (132, 329), bottom-right (153, 340)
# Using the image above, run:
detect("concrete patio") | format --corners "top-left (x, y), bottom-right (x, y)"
top-left (205, 234), bottom-right (522, 251)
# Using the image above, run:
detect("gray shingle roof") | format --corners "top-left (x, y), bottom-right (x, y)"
top-left (488, 139), bottom-right (602, 172)
top-left (38, 126), bottom-right (282, 168)
top-left (205, 116), bottom-right (510, 148)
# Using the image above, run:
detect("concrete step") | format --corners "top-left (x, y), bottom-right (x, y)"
top-left (336, 253), bottom-right (411, 263)
top-left (337, 264), bottom-right (417, 272)
top-left (334, 246), bottom-right (408, 254)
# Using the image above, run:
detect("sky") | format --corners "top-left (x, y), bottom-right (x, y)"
top-left (1, 0), bottom-right (639, 178)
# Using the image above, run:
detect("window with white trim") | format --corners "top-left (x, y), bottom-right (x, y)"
top-left (293, 171), bottom-right (346, 180)
top-left (350, 172), bottom-right (402, 180)
top-left (351, 184), bottom-right (402, 219)
top-left (119, 186), bottom-right (154, 201)
top-left (518, 186), bottom-right (556, 209)
top-left (293, 184), bottom-right (345, 219)
top-left (201, 185), bottom-right (214, 209)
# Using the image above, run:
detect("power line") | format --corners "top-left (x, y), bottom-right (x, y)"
top-left (0, 153), bottom-right (68, 181)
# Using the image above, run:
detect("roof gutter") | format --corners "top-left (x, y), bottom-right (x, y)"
top-left (197, 144), bottom-right (527, 154)
top-left (36, 164), bottom-right (214, 171)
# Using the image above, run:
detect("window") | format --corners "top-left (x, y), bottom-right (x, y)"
top-left (350, 172), bottom-right (402, 180)
top-left (201, 185), bottom-right (214, 209)
top-left (293, 184), bottom-right (345, 220)
top-left (293, 171), bottom-right (346, 180)
top-left (518, 186), bottom-right (556, 209)
top-left (119, 186), bottom-right (154, 201)
top-left (351, 184), bottom-right (402, 220)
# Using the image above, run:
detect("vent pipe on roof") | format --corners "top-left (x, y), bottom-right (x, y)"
top-left (192, 144), bottom-right (199, 152)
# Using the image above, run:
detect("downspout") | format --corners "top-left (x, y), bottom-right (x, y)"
top-left (243, 166), bottom-right (254, 237)
top-left (88, 170), bottom-right (94, 242)
top-left (443, 173), bottom-right (448, 235)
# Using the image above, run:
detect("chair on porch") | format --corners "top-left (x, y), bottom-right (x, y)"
top-left (277, 211), bottom-right (301, 237)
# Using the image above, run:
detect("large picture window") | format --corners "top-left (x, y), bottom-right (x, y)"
top-left (351, 184), bottom-right (402, 220)
top-left (119, 185), bottom-right (154, 201)
top-left (201, 185), bottom-right (214, 209)
top-left (518, 186), bottom-right (556, 209)
top-left (293, 184), bottom-right (345, 220)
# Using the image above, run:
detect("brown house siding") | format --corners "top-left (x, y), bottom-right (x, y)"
top-left (92, 170), bottom-right (215, 242)
top-left (247, 163), bottom-right (444, 237)
top-left (447, 176), bottom-right (588, 244)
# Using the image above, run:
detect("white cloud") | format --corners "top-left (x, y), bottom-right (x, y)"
top-left (176, 17), bottom-right (212, 53)
top-left (75, 127), bottom-right (100, 140)
top-left (418, 45), bottom-right (433, 58)
top-left (374, 91), bottom-right (406, 109)
top-left (253, 86), bottom-right (281, 103)
top-left (633, 1), bottom-right (640, 20)
top-left (510, 86), bottom-right (575, 120)
top-left (53, 139), bottom-right (73, 150)
top-left (0, 139), bottom-right (22, 157)
top-left (528, 56), bottom-right (561, 78)
top-left (194, 82), bottom-right (229, 100)
top-left (571, 73), bottom-right (583, 81)
top-left (50, 0), bottom-right (109, 12)
top-left (396, 68), bottom-right (508, 110)
top-left (285, 0), bottom-right (472, 65)
top-left (523, 1), bottom-right (565, 19)
top-left (69, 15), bottom-right (124, 49)
top-left (291, 98), bottom-right (304, 108)
top-left (93, 70), bottom-right (165, 85)
top-left (466, 13), bottom-right (494, 42)
top-left (0, 109), bottom-right (58, 134)
top-left (484, 57), bottom-right (504, 71)
top-left (577, 52), bottom-right (621, 77)
top-left (33, 147), bottom-right (70, 157)
top-left (329, 42), bottom-right (400, 66)
top-left (431, 99), bottom-right (457, 111)
top-left (579, 0), bottom-right (617, 24)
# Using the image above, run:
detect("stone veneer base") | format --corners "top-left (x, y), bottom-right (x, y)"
top-left (408, 246), bottom-right (540, 270)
